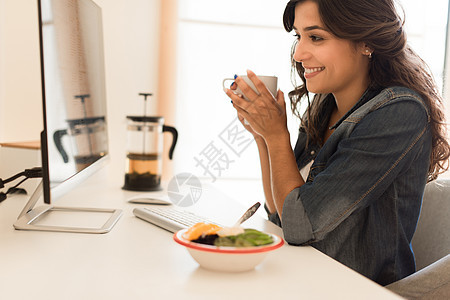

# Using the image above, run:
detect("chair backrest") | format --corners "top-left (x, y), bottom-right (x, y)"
top-left (411, 179), bottom-right (450, 270)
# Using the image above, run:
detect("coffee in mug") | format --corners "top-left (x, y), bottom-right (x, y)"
top-left (223, 75), bottom-right (278, 100)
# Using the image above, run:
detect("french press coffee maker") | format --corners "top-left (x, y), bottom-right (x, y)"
top-left (54, 116), bottom-right (107, 170)
top-left (122, 93), bottom-right (178, 191)
top-left (53, 94), bottom-right (108, 171)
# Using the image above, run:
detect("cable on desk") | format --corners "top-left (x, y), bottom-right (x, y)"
top-left (0, 167), bottom-right (42, 203)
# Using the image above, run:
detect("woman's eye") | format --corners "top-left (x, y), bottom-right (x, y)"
top-left (293, 33), bottom-right (301, 40)
top-left (310, 35), bottom-right (323, 42)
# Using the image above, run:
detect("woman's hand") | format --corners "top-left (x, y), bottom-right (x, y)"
top-left (237, 111), bottom-right (261, 139)
top-left (224, 70), bottom-right (288, 142)
top-left (227, 77), bottom-right (260, 138)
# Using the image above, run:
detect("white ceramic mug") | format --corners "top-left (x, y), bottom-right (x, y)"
top-left (223, 75), bottom-right (278, 100)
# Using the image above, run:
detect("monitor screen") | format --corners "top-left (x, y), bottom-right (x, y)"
top-left (39, 0), bottom-right (109, 204)
top-left (13, 0), bottom-right (121, 233)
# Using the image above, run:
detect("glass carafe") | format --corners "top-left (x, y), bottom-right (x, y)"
top-left (123, 116), bottom-right (178, 191)
top-left (53, 116), bottom-right (108, 171)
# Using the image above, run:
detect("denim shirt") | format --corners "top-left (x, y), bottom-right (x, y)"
top-left (267, 86), bottom-right (432, 285)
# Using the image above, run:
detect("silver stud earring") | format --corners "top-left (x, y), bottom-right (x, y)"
top-left (365, 49), bottom-right (372, 59)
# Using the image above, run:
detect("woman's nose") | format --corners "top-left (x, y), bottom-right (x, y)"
top-left (293, 41), bottom-right (307, 63)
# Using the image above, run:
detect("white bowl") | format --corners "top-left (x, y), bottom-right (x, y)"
top-left (173, 229), bottom-right (284, 272)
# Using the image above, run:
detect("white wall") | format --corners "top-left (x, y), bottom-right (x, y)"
top-left (0, 0), bottom-right (42, 143)
top-left (0, 0), bottom-right (162, 180)
top-left (93, 0), bottom-right (161, 178)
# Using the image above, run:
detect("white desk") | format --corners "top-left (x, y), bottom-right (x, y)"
top-left (0, 167), bottom-right (403, 300)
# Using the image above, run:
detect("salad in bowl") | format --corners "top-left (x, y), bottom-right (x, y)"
top-left (173, 222), bottom-right (284, 272)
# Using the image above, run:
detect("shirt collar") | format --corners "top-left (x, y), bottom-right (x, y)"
top-left (329, 87), bottom-right (381, 130)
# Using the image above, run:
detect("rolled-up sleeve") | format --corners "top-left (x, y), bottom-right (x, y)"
top-left (281, 187), bottom-right (315, 245)
top-left (265, 203), bottom-right (282, 226)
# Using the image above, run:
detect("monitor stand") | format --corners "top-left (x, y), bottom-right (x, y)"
top-left (13, 181), bottom-right (123, 234)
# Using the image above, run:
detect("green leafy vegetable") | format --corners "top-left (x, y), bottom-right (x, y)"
top-left (214, 229), bottom-right (273, 247)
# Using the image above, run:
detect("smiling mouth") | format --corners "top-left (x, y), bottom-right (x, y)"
top-left (304, 67), bottom-right (325, 74)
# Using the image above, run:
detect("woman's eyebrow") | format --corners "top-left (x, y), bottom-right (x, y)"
top-left (293, 25), bottom-right (328, 32)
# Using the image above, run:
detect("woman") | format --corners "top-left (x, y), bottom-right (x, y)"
top-left (224, 0), bottom-right (450, 285)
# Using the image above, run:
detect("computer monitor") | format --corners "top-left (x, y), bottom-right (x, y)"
top-left (13, 0), bottom-right (122, 233)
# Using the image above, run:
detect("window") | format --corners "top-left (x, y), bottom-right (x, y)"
top-left (172, 0), bottom-right (295, 182)
top-left (402, 0), bottom-right (448, 93)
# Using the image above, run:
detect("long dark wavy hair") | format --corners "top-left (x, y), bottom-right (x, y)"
top-left (283, 0), bottom-right (450, 181)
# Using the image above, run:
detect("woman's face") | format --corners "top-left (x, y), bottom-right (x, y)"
top-left (292, 1), bottom-right (370, 101)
